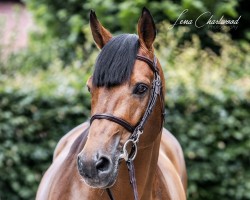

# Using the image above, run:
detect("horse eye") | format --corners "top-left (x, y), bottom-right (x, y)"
top-left (133, 84), bottom-right (148, 95)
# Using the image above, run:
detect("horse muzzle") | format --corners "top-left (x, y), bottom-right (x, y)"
top-left (77, 153), bottom-right (118, 188)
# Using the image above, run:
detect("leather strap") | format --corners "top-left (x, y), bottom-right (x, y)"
top-left (128, 55), bottom-right (163, 144)
top-left (105, 161), bottom-right (138, 200)
top-left (127, 160), bottom-right (139, 200)
top-left (90, 114), bottom-right (135, 133)
top-left (106, 188), bottom-right (115, 200)
top-left (136, 55), bottom-right (159, 73)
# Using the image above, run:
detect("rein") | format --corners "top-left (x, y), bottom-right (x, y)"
top-left (90, 54), bottom-right (165, 200)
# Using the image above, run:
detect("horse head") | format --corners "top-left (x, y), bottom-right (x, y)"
top-left (77, 8), bottom-right (165, 189)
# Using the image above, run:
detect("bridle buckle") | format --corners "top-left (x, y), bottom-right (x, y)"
top-left (119, 139), bottom-right (137, 161)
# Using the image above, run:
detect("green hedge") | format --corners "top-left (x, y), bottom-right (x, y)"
top-left (166, 93), bottom-right (250, 199)
top-left (1, 23), bottom-right (250, 199)
top-left (155, 22), bottom-right (250, 199)
top-left (0, 91), bottom-right (87, 199)
top-left (24, 0), bottom-right (239, 41)
top-left (0, 63), bottom-right (92, 199)
top-left (23, 0), bottom-right (242, 62)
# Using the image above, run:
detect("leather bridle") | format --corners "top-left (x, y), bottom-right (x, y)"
top-left (90, 54), bottom-right (165, 200)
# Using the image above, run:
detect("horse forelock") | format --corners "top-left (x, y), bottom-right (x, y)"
top-left (92, 34), bottom-right (139, 87)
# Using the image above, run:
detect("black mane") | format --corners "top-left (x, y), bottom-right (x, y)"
top-left (92, 34), bottom-right (139, 87)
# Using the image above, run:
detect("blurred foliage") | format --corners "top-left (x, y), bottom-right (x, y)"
top-left (1, 20), bottom-right (250, 199)
top-left (22, 0), bottom-right (246, 62)
top-left (155, 22), bottom-right (250, 199)
top-left (0, 59), bottom-right (92, 199)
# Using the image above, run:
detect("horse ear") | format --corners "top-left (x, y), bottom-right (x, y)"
top-left (90, 10), bottom-right (112, 49)
top-left (137, 7), bottom-right (156, 50)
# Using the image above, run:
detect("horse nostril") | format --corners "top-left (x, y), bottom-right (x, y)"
top-left (77, 156), bottom-right (83, 169)
top-left (95, 157), bottom-right (110, 172)
top-left (77, 156), bottom-right (85, 175)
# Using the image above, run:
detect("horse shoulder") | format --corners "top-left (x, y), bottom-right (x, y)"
top-left (36, 122), bottom-right (89, 200)
top-left (157, 151), bottom-right (186, 200)
top-left (158, 128), bottom-right (187, 196)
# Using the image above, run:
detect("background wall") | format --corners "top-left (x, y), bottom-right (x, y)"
top-left (0, 1), bottom-right (33, 56)
top-left (0, 0), bottom-right (249, 199)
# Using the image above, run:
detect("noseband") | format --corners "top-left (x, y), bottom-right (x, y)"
top-left (90, 54), bottom-right (165, 200)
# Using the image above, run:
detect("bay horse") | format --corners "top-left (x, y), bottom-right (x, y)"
top-left (36, 8), bottom-right (187, 200)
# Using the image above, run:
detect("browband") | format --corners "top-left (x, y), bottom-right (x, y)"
top-left (136, 55), bottom-right (158, 73)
